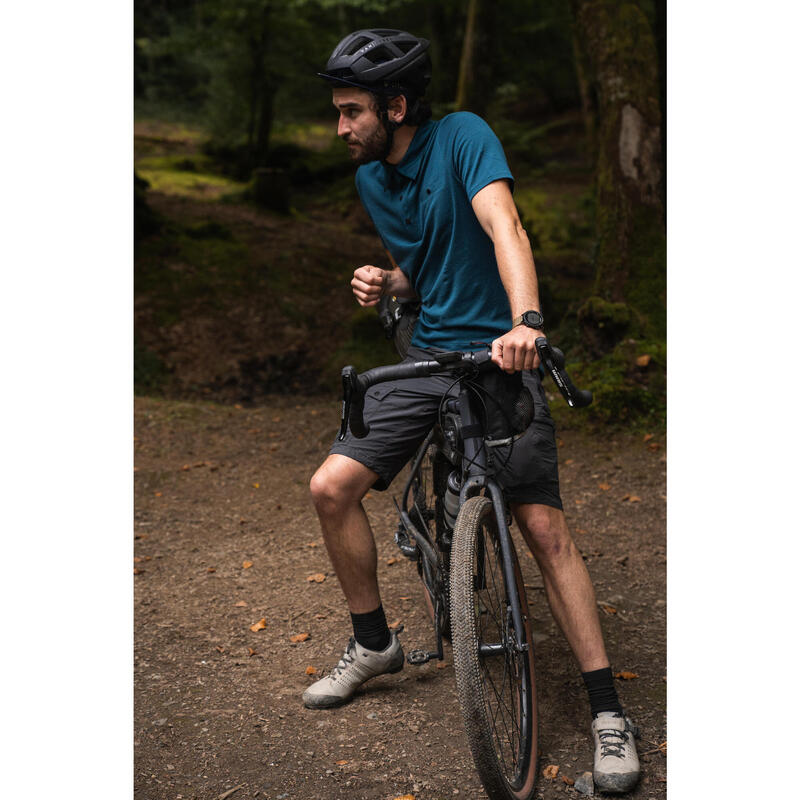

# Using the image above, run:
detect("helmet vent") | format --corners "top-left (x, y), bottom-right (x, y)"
top-left (345, 36), bottom-right (371, 55)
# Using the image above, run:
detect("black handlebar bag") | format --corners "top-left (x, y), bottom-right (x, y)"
top-left (474, 369), bottom-right (535, 444)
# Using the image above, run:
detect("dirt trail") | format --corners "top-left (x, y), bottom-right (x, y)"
top-left (134, 395), bottom-right (666, 800)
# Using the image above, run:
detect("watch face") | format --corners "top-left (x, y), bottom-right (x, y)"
top-left (523, 311), bottom-right (544, 329)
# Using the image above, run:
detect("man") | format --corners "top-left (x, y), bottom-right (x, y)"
top-left (304, 29), bottom-right (640, 794)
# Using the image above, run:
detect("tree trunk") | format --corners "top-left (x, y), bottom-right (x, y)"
top-left (455, 0), bottom-right (479, 111)
top-left (570, 0), bottom-right (666, 350)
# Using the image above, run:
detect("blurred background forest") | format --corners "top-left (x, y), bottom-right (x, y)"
top-left (134, 0), bottom-right (666, 428)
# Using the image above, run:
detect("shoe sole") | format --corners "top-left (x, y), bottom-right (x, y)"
top-left (302, 661), bottom-right (404, 710)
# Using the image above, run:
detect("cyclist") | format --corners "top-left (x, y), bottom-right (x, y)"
top-left (304, 29), bottom-right (640, 793)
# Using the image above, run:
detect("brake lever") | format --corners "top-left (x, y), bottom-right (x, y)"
top-left (535, 338), bottom-right (593, 408)
top-left (339, 366), bottom-right (357, 441)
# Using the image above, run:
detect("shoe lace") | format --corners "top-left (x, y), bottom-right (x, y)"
top-left (330, 637), bottom-right (357, 680)
top-left (598, 727), bottom-right (630, 759)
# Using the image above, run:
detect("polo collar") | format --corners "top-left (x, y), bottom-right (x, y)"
top-left (386, 119), bottom-right (435, 183)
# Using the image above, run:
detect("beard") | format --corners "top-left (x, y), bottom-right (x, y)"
top-left (344, 122), bottom-right (392, 165)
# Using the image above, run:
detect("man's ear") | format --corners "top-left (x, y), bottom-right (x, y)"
top-left (387, 94), bottom-right (407, 125)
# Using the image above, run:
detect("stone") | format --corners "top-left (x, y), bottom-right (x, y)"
top-left (575, 771), bottom-right (594, 795)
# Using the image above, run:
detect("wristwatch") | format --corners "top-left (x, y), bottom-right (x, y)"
top-left (512, 310), bottom-right (545, 330)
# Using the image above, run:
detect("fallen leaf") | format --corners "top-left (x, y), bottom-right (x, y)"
top-left (207, 567), bottom-right (216, 573)
top-left (562, 774), bottom-right (575, 786)
top-left (216, 646), bottom-right (225, 653)
top-left (386, 557), bottom-right (398, 565)
top-left (307, 541), bottom-right (319, 548)
top-left (248, 428), bottom-right (261, 434)
top-left (335, 759), bottom-right (349, 765)
top-left (621, 494), bottom-right (642, 503)
top-left (557, 438), bottom-right (564, 447)
top-left (248, 647), bottom-right (257, 657)
top-left (249, 618), bottom-right (267, 633)
top-left (615, 670), bottom-right (639, 680)
top-left (543, 764), bottom-right (559, 779)
top-left (272, 416), bottom-right (281, 423)
top-left (565, 458), bottom-right (575, 465)
top-left (598, 482), bottom-right (611, 491)
top-left (290, 633), bottom-right (310, 643)
top-left (269, 444), bottom-right (278, 452)
top-left (154, 491), bottom-right (162, 497)
top-left (600, 604), bottom-right (617, 615)
top-left (388, 619), bottom-right (401, 630)
top-left (399, 596), bottom-right (411, 601)
top-left (242, 561), bottom-right (253, 569)
top-left (576, 527), bottom-right (588, 534)
top-left (239, 518), bottom-right (247, 525)
top-left (364, 492), bottom-right (373, 499)
top-left (574, 499), bottom-right (585, 505)
top-left (647, 442), bottom-right (661, 451)
top-left (133, 568), bottom-right (144, 575)
top-left (234, 600), bottom-right (247, 607)
top-left (307, 573), bottom-right (326, 583)
top-left (234, 404), bottom-right (243, 409)
top-left (643, 433), bottom-right (654, 443)
top-left (133, 556), bottom-right (141, 563)
top-left (436, 662), bottom-right (448, 669)
top-left (305, 665), bottom-right (317, 675)
top-left (314, 613), bottom-right (327, 619)
top-left (252, 483), bottom-right (260, 489)
top-left (181, 464), bottom-right (191, 471)
top-left (636, 354), bottom-right (652, 367)
top-left (392, 796), bottom-right (416, 800)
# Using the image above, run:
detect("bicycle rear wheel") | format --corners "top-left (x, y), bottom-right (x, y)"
top-left (451, 496), bottom-right (538, 800)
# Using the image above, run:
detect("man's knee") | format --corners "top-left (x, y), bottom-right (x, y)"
top-left (309, 456), bottom-right (374, 516)
top-left (515, 504), bottom-right (576, 562)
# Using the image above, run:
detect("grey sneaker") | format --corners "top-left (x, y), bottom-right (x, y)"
top-left (302, 629), bottom-right (405, 709)
top-left (591, 712), bottom-right (640, 793)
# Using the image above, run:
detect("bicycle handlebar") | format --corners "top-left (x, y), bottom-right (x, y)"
top-left (338, 338), bottom-right (591, 441)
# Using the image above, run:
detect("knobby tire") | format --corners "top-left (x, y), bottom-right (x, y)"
top-left (451, 496), bottom-right (538, 800)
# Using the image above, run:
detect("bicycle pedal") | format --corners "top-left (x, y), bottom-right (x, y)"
top-left (406, 649), bottom-right (435, 666)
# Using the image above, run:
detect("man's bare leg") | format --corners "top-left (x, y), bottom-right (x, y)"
top-left (512, 502), bottom-right (609, 672)
top-left (309, 453), bottom-right (383, 613)
top-left (303, 454), bottom-right (405, 709)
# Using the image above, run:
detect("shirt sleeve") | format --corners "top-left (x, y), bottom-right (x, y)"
top-left (447, 112), bottom-right (514, 201)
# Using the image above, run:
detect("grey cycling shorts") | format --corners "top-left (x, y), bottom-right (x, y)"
top-left (329, 347), bottom-right (563, 510)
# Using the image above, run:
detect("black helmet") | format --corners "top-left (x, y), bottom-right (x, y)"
top-left (319, 29), bottom-right (431, 98)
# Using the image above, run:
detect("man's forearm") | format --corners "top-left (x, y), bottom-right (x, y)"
top-left (383, 267), bottom-right (417, 300)
top-left (492, 221), bottom-right (541, 320)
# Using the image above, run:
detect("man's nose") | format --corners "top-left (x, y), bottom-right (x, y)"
top-left (337, 115), bottom-right (350, 138)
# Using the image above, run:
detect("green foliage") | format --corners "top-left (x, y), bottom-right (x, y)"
top-left (136, 154), bottom-right (247, 200)
top-left (564, 337), bottom-right (666, 430)
top-left (134, 337), bottom-right (170, 395)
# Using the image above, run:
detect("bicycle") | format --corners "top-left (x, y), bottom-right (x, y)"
top-left (338, 338), bottom-right (592, 800)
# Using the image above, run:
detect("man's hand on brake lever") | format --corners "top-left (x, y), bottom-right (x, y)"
top-left (491, 326), bottom-right (543, 373)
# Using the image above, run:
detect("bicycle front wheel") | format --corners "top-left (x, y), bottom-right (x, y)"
top-left (451, 496), bottom-right (538, 800)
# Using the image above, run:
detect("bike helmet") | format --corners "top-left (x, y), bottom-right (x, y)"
top-left (319, 29), bottom-right (431, 98)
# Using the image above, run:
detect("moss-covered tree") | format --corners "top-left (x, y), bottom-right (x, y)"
top-left (569, 0), bottom-right (665, 355)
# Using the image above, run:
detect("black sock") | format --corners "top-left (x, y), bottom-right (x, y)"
top-left (351, 605), bottom-right (391, 652)
top-left (582, 667), bottom-right (623, 718)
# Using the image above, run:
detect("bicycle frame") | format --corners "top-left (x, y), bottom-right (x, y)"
top-left (397, 381), bottom-right (529, 663)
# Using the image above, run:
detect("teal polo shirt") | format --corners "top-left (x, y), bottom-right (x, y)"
top-left (355, 112), bottom-right (515, 350)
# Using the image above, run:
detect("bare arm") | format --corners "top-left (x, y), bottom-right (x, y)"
top-left (351, 249), bottom-right (416, 307)
top-left (471, 179), bottom-right (544, 372)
